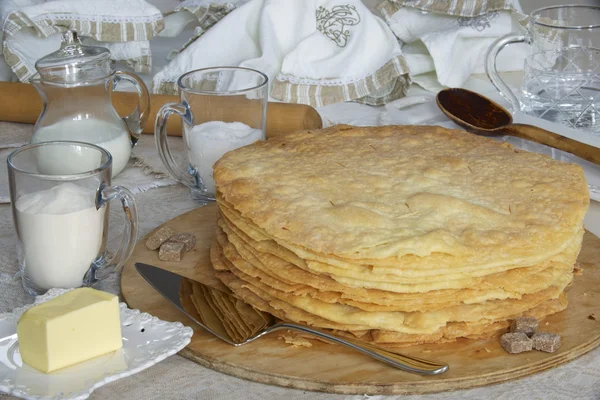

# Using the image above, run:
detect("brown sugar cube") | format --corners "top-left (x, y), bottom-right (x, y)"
top-left (510, 317), bottom-right (538, 337)
top-left (532, 332), bottom-right (561, 353)
top-left (500, 332), bottom-right (533, 354)
top-left (146, 226), bottom-right (177, 251)
top-left (168, 232), bottom-right (196, 251)
top-left (158, 242), bottom-right (185, 262)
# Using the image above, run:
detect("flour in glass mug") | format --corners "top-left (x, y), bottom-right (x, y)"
top-left (186, 121), bottom-right (263, 194)
top-left (15, 183), bottom-right (106, 290)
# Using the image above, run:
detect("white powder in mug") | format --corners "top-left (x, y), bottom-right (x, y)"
top-left (185, 121), bottom-right (263, 194)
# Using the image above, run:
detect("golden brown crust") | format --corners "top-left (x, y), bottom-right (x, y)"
top-left (218, 214), bottom-right (581, 300)
top-left (211, 125), bottom-right (587, 345)
top-left (214, 125), bottom-right (588, 265)
top-left (213, 237), bottom-right (570, 334)
top-left (211, 241), bottom-right (568, 346)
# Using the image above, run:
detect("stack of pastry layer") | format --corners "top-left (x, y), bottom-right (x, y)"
top-left (211, 125), bottom-right (589, 346)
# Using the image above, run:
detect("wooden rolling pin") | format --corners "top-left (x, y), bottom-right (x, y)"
top-left (0, 82), bottom-right (322, 139)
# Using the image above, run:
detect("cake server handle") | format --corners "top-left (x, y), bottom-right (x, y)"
top-left (263, 323), bottom-right (449, 375)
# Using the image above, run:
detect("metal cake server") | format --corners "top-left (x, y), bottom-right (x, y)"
top-left (135, 263), bottom-right (448, 375)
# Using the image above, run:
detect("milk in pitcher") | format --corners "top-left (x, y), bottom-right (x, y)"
top-left (31, 119), bottom-right (131, 176)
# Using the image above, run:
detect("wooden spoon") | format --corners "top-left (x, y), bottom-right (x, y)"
top-left (436, 88), bottom-right (600, 166)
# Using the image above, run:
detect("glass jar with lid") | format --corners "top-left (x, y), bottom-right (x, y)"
top-left (30, 31), bottom-right (150, 177)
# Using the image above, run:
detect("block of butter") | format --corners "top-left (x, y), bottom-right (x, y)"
top-left (17, 288), bottom-right (123, 373)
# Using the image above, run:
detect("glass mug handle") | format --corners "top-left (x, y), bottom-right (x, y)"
top-left (114, 71), bottom-right (151, 146)
top-left (484, 32), bottom-right (532, 111)
top-left (83, 183), bottom-right (139, 285)
top-left (154, 102), bottom-right (197, 188)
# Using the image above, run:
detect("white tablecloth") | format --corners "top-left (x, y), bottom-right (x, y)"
top-left (2, 72), bottom-right (600, 399)
top-left (2, 178), bottom-right (600, 400)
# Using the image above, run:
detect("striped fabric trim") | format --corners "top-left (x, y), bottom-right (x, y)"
top-left (4, 11), bottom-right (164, 42)
top-left (378, 0), bottom-right (528, 28)
top-left (153, 81), bottom-right (178, 96)
top-left (270, 55), bottom-right (411, 107)
top-left (379, 0), bottom-right (515, 18)
top-left (2, 42), bottom-right (36, 82)
top-left (175, 3), bottom-right (237, 31)
top-left (153, 55), bottom-right (412, 102)
top-left (377, 1), bottom-right (402, 21)
top-left (123, 54), bottom-right (152, 74)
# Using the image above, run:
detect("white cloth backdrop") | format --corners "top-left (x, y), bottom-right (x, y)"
top-left (2, 0), bottom-right (600, 398)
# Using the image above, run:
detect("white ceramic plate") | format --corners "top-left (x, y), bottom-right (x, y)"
top-left (0, 288), bottom-right (193, 400)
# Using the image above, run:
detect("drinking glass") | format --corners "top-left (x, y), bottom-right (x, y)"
top-left (485, 5), bottom-right (600, 134)
top-left (155, 67), bottom-right (268, 202)
top-left (7, 141), bottom-right (139, 295)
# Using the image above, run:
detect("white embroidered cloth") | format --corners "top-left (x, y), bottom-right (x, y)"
top-left (2, 0), bottom-right (163, 81)
top-left (378, 0), bottom-right (529, 91)
top-left (153, 0), bottom-right (410, 107)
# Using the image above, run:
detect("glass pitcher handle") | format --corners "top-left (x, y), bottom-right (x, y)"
top-left (114, 71), bottom-right (151, 146)
top-left (154, 102), bottom-right (198, 188)
top-left (84, 183), bottom-right (139, 285)
top-left (484, 32), bottom-right (532, 112)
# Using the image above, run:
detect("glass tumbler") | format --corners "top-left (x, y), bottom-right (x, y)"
top-left (155, 67), bottom-right (268, 202)
top-left (7, 141), bottom-right (138, 295)
top-left (485, 5), bottom-right (600, 134)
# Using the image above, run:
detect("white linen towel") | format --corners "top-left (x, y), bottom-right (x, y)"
top-left (0, 0), bottom-right (25, 81)
top-left (378, 0), bottom-right (529, 90)
top-left (153, 0), bottom-right (410, 107)
top-left (2, 0), bottom-right (163, 82)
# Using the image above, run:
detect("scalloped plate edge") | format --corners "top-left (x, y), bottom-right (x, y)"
top-left (0, 288), bottom-right (193, 400)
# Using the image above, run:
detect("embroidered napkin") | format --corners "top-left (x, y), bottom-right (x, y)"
top-left (153, 0), bottom-right (410, 107)
top-left (2, 0), bottom-right (163, 82)
top-left (378, 0), bottom-right (528, 90)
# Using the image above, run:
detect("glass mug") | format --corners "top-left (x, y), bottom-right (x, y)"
top-left (485, 5), bottom-right (600, 134)
top-left (7, 141), bottom-right (139, 295)
top-left (155, 67), bottom-right (268, 202)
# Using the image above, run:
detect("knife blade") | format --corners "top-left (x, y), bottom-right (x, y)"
top-left (135, 263), bottom-right (202, 327)
top-left (134, 263), bottom-right (449, 373)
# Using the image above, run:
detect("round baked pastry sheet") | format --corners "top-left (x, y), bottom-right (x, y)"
top-left (121, 205), bottom-right (600, 395)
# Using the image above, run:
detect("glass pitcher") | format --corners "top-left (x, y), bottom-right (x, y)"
top-left (30, 31), bottom-right (150, 177)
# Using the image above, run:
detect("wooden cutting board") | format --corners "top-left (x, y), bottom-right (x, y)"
top-left (121, 204), bottom-right (600, 395)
